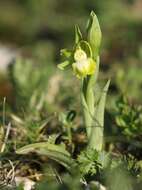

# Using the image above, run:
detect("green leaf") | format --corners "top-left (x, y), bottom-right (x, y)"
top-left (75, 25), bottom-right (82, 44)
top-left (95, 80), bottom-right (110, 127)
top-left (66, 110), bottom-right (76, 122)
top-left (16, 142), bottom-right (76, 170)
top-left (57, 60), bottom-right (70, 70)
top-left (87, 11), bottom-right (102, 59)
top-left (88, 80), bottom-right (110, 150)
top-left (77, 149), bottom-right (99, 175)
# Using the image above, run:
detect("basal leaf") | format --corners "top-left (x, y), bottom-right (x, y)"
top-left (88, 80), bottom-right (110, 150)
top-left (16, 142), bottom-right (76, 170)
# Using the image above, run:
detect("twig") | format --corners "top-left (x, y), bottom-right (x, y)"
top-left (1, 123), bottom-right (11, 153)
top-left (3, 97), bottom-right (6, 127)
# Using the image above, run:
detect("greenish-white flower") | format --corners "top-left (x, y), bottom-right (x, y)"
top-left (72, 49), bottom-right (96, 78)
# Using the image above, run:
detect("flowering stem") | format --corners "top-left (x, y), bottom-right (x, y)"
top-left (82, 76), bottom-right (95, 138)
top-left (67, 123), bottom-right (72, 144)
top-left (81, 57), bottom-right (104, 150)
top-left (58, 11), bottom-right (108, 151)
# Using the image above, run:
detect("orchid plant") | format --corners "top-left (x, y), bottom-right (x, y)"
top-left (58, 11), bottom-right (110, 150)
top-left (16, 11), bottom-right (110, 175)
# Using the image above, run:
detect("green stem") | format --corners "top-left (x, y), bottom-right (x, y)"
top-left (67, 123), bottom-right (72, 144)
top-left (82, 76), bottom-right (94, 138)
top-left (81, 57), bottom-right (100, 139)
top-left (81, 57), bottom-right (109, 151)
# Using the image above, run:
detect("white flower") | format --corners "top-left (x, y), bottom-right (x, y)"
top-left (72, 49), bottom-right (96, 78)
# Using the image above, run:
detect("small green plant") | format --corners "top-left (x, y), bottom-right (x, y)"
top-left (58, 11), bottom-right (110, 150)
top-left (115, 96), bottom-right (142, 139)
top-left (16, 11), bottom-right (110, 179)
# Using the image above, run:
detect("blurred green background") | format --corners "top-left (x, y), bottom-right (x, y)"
top-left (0, 0), bottom-right (142, 107)
top-left (0, 2), bottom-right (142, 188)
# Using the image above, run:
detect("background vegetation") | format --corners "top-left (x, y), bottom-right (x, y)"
top-left (0, 0), bottom-right (142, 189)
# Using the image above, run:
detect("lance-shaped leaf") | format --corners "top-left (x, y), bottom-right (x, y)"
top-left (94, 80), bottom-right (110, 127)
top-left (75, 25), bottom-right (82, 44)
top-left (87, 11), bottom-right (102, 59)
top-left (88, 80), bottom-right (110, 150)
top-left (16, 142), bottom-right (76, 171)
